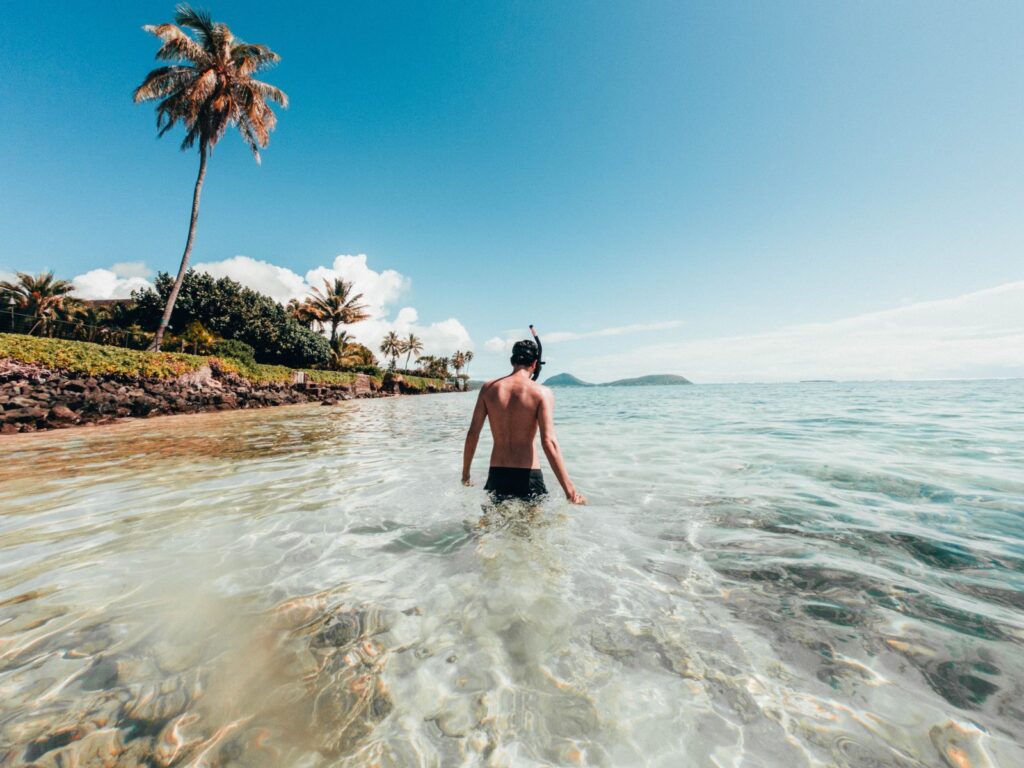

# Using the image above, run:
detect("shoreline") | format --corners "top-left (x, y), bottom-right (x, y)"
top-left (0, 357), bottom-right (456, 435)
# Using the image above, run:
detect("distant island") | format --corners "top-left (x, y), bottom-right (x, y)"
top-left (544, 372), bottom-right (692, 387)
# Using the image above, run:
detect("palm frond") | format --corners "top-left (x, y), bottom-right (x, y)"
top-left (174, 5), bottom-right (216, 49)
top-left (232, 43), bottom-right (281, 76)
top-left (142, 23), bottom-right (208, 64)
top-left (133, 66), bottom-right (196, 102)
top-left (248, 78), bottom-right (288, 108)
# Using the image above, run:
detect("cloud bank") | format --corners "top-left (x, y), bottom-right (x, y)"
top-left (484, 321), bottom-right (681, 354)
top-left (63, 254), bottom-right (471, 358)
top-left (190, 254), bottom-right (470, 357)
top-left (72, 263), bottom-right (154, 300)
top-left (579, 281), bottom-right (1024, 382)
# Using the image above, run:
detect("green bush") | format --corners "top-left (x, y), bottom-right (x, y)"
top-left (341, 364), bottom-right (382, 376)
top-left (210, 339), bottom-right (256, 366)
top-left (132, 270), bottom-right (331, 368)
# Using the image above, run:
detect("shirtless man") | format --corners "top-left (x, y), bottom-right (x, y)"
top-left (462, 338), bottom-right (586, 504)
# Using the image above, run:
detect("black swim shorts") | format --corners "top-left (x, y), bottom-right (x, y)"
top-left (484, 467), bottom-right (548, 501)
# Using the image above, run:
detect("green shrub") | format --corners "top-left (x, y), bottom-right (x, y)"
top-left (210, 339), bottom-right (256, 365)
top-left (0, 333), bottom-right (448, 392)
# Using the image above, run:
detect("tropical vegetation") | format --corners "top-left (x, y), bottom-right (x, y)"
top-left (302, 278), bottom-right (369, 344)
top-left (0, 272), bottom-right (79, 337)
top-left (133, 5), bottom-right (288, 351)
top-left (1, 270), bottom-right (473, 386)
top-left (0, 332), bottom-right (441, 393)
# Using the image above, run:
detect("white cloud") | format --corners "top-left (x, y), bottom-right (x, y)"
top-left (483, 320), bottom-right (681, 353)
top-left (580, 281), bottom-right (1024, 383)
top-left (544, 320), bottom-right (681, 343)
top-left (110, 261), bottom-right (152, 279)
top-left (190, 253), bottom-right (471, 359)
top-left (305, 255), bottom-right (409, 319)
top-left (71, 268), bottom-right (153, 300)
top-left (191, 255), bottom-right (308, 304)
top-left (0, 269), bottom-right (16, 285)
top-left (485, 336), bottom-right (507, 353)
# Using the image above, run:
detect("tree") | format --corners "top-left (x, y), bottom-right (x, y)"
top-left (462, 349), bottom-right (474, 386)
top-left (132, 270), bottom-right (330, 367)
top-left (330, 331), bottom-right (361, 369)
top-left (402, 333), bottom-right (423, 369)
top-left (0, 272), bottom-right (78, 336)
top-left (450, 351), bottom-right (466, 381)
top-left (380, 331), bottom-right (402, 369)
top-left (450, 350), bottom-right (474, 390)
top-left (286, 298), bottom-right (319, 328)
top-left (133, 5), bottom-right (288, 351)
top-left (69, 305), bottom-right (114, 344)
top-left (303, 278), bottom-right (369, 344)
top-left (416, 355), bottom-right (450, 380)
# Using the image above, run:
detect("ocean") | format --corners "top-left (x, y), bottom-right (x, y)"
top-left (1, 380), bottom-right (1022, 766)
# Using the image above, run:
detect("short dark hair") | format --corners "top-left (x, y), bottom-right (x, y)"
top-left (510, 339), bottom-right (539, 366)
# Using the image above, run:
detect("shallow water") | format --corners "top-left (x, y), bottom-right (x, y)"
top-left (1, 381), bottom-right (1023, 767)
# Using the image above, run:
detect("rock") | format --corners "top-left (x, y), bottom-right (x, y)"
top-left (3, 407), bottom-right (47, 424)
top-left (352, 374), bottom-right (374, 397)
top-left (1, 423), bottom-right (18, 434)
top-left (47, 405), bottom-right (79, 425)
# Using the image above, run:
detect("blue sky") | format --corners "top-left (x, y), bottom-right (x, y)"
top-left (1, 1), bottom-right (1022, 381)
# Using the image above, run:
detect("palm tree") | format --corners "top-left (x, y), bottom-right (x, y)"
top-left (303, 278), bottom-right (369, 344)
top-left (134, 5), bottom-right (288, 351)
top-left (286, 298), bottom-right (319, 329)
top-left (69, 305), bottom-right (113, 343)
top-left (402, 333), bottom-right (423, 370)
top-left (330, 331), bottom-right (360, 369)
top-left (380, 331), bottom-right (402, 369)
top-left (450, 351), bottom-right (466, 380)
top-left (0, 272), bottom-right (78, 336)
top-left (462, 349), bottom-right (474, 382)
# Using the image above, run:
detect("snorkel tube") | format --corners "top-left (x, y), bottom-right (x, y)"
top-left (529, 325), bottom-right (544, 381)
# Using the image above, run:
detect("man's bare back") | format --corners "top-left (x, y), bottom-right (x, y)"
top-left (462, 341), bottom-right (585, 504)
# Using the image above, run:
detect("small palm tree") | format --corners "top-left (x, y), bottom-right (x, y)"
top-left (69, 305), bottom-right (113, 343)
top-left (451, 351), bottom-right (466, 380)
top-left (287, 298), bottom-right (320, 329)
top-left (303, 278), bottom-right (369, 344)
top-left (380, 331), bottom-right (402, 369)
top-left (134, 5), bottom-right (288, 351)
top-left (0, 272), bottom-right (78, 336)
top-left (329, 331), bottom-right (362, 369)
top-left (402, 333), bottom-right (423, 369)
top-left (462, 350), bottom-right (474, 383)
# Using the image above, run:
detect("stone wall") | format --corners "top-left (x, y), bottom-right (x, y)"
top-left (0, 359), bottom-right (442, 434)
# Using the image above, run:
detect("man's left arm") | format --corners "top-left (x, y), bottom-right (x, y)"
top-left (462, 389), bottom-right (487, 485)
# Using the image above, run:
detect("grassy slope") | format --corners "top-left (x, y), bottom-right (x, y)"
top-left (0, 334), bottom-right (442, 390)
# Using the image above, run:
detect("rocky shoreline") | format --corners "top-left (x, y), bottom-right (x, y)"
top-left (0, 359), bottom-right (452, 434)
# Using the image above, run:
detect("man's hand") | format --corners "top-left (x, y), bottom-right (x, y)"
top-left (566, 489), bottom-right (586, 505)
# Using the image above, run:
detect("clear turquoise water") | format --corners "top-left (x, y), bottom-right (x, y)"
top-left (0, 381), bottom-right (1022, 766)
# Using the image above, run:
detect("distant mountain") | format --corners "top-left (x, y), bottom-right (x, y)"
top-left (603, 374), bottom-right (692, 387)
top-left (543, 372), bottom-right (692, 387)
top-left (544, 373), bottom-right (594, 387)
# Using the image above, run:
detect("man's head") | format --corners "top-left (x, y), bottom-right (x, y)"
top-left (510, 339), bottom-right (540, 372)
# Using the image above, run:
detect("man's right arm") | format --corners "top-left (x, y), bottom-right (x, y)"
top-left (538, 389), bottom-right (586, 504)
top-left (462, 388), bottom-right (487, 485)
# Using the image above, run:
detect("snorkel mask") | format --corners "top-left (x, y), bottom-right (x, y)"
top-left (529, 325), bottom-right (544, 381)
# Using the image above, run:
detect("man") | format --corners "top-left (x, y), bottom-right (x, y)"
top-left (462, 339), bottom-right (586, 504)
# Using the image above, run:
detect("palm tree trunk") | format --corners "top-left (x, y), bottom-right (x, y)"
top-left (149, 145), bottom-right (209, 351)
